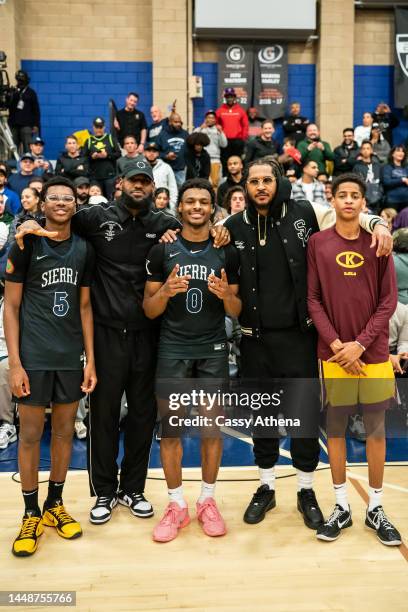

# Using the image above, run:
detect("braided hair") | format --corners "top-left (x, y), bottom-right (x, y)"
top-left (247, 157), bottom-right (284, 180)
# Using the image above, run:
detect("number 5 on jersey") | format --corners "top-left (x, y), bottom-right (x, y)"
top-left (53, 291), bottom-right (69, 317)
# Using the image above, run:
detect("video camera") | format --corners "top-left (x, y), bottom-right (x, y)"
top-left (0, 51), bottom-right (16, 112)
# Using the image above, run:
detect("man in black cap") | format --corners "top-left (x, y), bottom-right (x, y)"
top-left (8, 70), bottom-right (41, 154)
top-left (29, 137), bottom-right (53, 176)
top-left (144, 142), bottom-right (178, 212)
top-left (73, 177), bottom-right (91, 208)
top-left (15, 160), bottom-right (229, 527)
top-left (83, 118), bottom-right (121, 198)
top-left (8, 153), bottom-right (36, 197)
top-left (216, 88), bottom-right (248, 174)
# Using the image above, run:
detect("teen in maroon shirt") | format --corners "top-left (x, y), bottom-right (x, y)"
top-left (307, 173), bottom-right (401, 547)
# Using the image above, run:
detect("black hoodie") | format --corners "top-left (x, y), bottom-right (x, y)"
top-left (225, 176), bottom-right (320, 335)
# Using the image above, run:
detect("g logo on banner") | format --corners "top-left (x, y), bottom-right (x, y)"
top-left (226, 45), bottom-right (245, 63)
top-left (396, 34), bottom-right (408, 78)
top-left (258, 45), bottom-right (283, 64)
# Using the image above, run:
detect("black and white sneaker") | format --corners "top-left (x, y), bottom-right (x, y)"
top-left (118, 491), bottom-right (154, 518)
top-left (316, 504), bottom-right (352, 541)
top-left (89, 495), bottom-right (118, 525)
top-left (365, 506), bottom-right (402, 546)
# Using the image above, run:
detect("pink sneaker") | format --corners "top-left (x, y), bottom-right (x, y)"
top-left (196, 498), bottom-right (227, 537)
top-left (152, 502), bottom-right (190, 542)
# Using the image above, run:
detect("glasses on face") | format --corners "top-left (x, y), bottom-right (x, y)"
top-left (45, 194), bottom-right (75, 203)
top-left (247, 177), bottom-right (276, 188)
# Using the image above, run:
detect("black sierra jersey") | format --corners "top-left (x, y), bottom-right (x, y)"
top-left (146, 236), bottom-right (239, 358)
top-left (6, 234), bottom-right (94, 370)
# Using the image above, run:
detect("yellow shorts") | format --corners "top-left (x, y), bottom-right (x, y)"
top-left (320, 360), bottom-right (395, 410)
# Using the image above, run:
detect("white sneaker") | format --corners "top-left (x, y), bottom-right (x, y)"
top-left (74, 420), bottom-right (87, 440)
top-left (90, 495), bottom-right (118, 524)
top-left (0, 423), bottom-right (17, 450)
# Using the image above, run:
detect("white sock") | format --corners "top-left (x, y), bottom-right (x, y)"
top-left (168, 485), bottom-right (187, 508)
top-left (259, 467), bottom-right (275, 490)
top-left (198, 481), bottom-right (216, 504)
top-left (297, 469), bottom-right (314, 492)
top-left (368, 486), bottom-right (383, 512)
top-left (333, 482), bottom-right (349, 511)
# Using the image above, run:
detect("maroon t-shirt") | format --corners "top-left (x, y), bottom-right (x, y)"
top-left (307, 226), bottom-right (397, 363)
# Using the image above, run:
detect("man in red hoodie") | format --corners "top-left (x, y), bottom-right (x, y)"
top-left (216, 88), bottom-right (248, 174)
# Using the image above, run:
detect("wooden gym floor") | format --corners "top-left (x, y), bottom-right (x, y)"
top-left (1, 463), bottom-right (407, 612)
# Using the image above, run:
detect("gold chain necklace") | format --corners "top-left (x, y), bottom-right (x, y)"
top-left (257, 214), bottom-right (267, 246)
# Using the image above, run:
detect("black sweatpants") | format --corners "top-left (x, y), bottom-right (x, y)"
top-left (87, 324), bottom-right (158, 497)
top-left (240, 327), bottom-right (320, 472)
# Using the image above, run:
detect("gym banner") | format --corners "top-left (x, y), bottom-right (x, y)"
top-left (218, 43), bottom-right (253, 109)
top-left (394, 7), bottom-right (408, 108)
top-left (253, 44), bottom-right (288, 119)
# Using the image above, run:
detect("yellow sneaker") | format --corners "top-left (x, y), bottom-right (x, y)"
top-left (42, 500), bottom-right (82, 539)
top-left (12, 512), bottom-right (44, 557)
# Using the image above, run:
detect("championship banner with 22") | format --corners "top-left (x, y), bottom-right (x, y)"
top-left (218, 43), bottom-right (254, 109)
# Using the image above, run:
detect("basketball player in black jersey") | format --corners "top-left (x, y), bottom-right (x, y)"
top-left (143, 178), bottom-right (241, 542)
top-left (4, 177), bottom-right (96, 557)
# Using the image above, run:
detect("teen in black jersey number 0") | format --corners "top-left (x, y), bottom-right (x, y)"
top-left (143, 179), bottom-right (241, 542)
top-left (4, 177), bottom-right (97, 557)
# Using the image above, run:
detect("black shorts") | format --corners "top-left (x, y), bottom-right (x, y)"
top-left (14, 370), bottom-right (85, 406)
top-left (156, 354), bottom-right (229, 380)
top-left (156, 355), bottom-right (228, 438)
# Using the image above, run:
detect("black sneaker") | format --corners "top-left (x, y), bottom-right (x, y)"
top-left (243, 485), bottom-right (276, 524)
top-left (365, 506), bottom-right (402, 546)
top-left (316, 504), bottom-right (352, 541)
top-left (89, 495), bottom-right (118, 525)
top-left (118, 490), bottom-right (154, 518)
top-left (297, 488), bottom-right (324, 530)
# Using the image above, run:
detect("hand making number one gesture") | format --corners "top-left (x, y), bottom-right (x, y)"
top-left (161, 264), bottom-right (191, 298)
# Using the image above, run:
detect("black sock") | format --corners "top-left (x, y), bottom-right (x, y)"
top-left (44, 480), bottom-right (65, 508)
top-left (22, 488), bottom-right (41, 516)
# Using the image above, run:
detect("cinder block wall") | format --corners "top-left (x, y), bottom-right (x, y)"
top-left (22, 60), bottom-right (152, 159)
